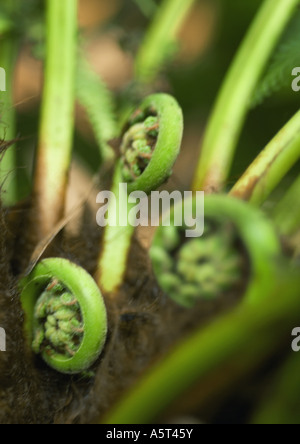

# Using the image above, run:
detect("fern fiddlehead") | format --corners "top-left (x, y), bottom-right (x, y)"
top-left (20, 258), bottom-right (107, 375)
top-left (120, 93), bottom-right (183, 193)
top-left (151, 195), bottom-right (281, 307)
top-left (97, 93), bottom-right (183, 294)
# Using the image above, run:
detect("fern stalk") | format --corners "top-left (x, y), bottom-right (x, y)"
top-left (192, 0), bottom-right (299, 193)
top-left (119, 0), bottom-right (195, 126)
top-left (230, 109), bottom-right (300, 206)
top-left (32, 0), bottom-right (77, 241)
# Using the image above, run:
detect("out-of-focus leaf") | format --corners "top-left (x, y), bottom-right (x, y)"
top-left (252, 11), bottom-right (300, 107)
top-left (76, 56), bottom-right (118, 162)
top-left (0, 12), bottom-right (13, 35)
top-left (132, 0), bottom-right (157, 18)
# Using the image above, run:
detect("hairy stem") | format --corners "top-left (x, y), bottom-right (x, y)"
top-left (230, 109), bottom-right (300, 206)
top-left (192, 0), bottom-right (299, 192)
top-left (32, 0), bottom-right (77, 240)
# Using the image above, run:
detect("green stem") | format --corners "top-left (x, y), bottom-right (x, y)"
top-left (135, 0), bottom-right (196, 84)
top-left (230, 109), bottom-right (300, 206)
top-left (96, 163), bottom-right (135, 294)
top-left (192, 0), bottom-right (299, 193)
top-left (33, 0), bottom-right (77, 241)
top-left (120, 0), bottom-right (195, 126)
top-left (252, 352), bottom-right (300, 424)
top-left (0, 1), bottom-right (18, 206)
top-left (103, 269), bottom-right (300, 424)
top-left (273, 175), bottom-right (300, 237)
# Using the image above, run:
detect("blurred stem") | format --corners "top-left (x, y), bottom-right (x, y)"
top-left (103, 270), bottom-right (300, 424)
top-left (252, 352), bottom-right (300, 424)
top-left (135, 0), bottom-right (196, 84)
top-left (33, 0), bottom-right (77, 240)
top-left (230, 109), bottom-right (300, 206)
top-left (192, 0), bottom-right (299, 193)
top-left (0, 1), bottom-right (19, 206)
top-left (120, 0), bottom-right (195, 126)
top-left (273, 174), bottom-right (300, 237)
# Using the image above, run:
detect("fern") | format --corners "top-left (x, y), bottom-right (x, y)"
top-left (252, 11), bottom-right (300, 107)
top-left (76, 57), bottom-right (118, 162)
top-left (252, 41), bottom-right (299, 107)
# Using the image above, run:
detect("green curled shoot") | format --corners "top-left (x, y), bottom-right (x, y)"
top-left (97, 93), bottom-right (183, 293)
top-left (120, 115), bottom-right (159, 184)
top-left (20, 258), bottom-right (107, 375)
top-left (151, 195), bottom-right (281, 307)
top-left (120, 93), bottom-right (183, 194)
top-left (151, 221), bottom-right (242, 307)
top-left (32, 280), bottom-right (84, 358)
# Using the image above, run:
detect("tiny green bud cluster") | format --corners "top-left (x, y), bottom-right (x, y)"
top-left (151, 221), bottom-right (242, 308)
top-left (120, 113), bottom-right (159, 183)
top-left (33, 279), bottom-right (84, 358)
